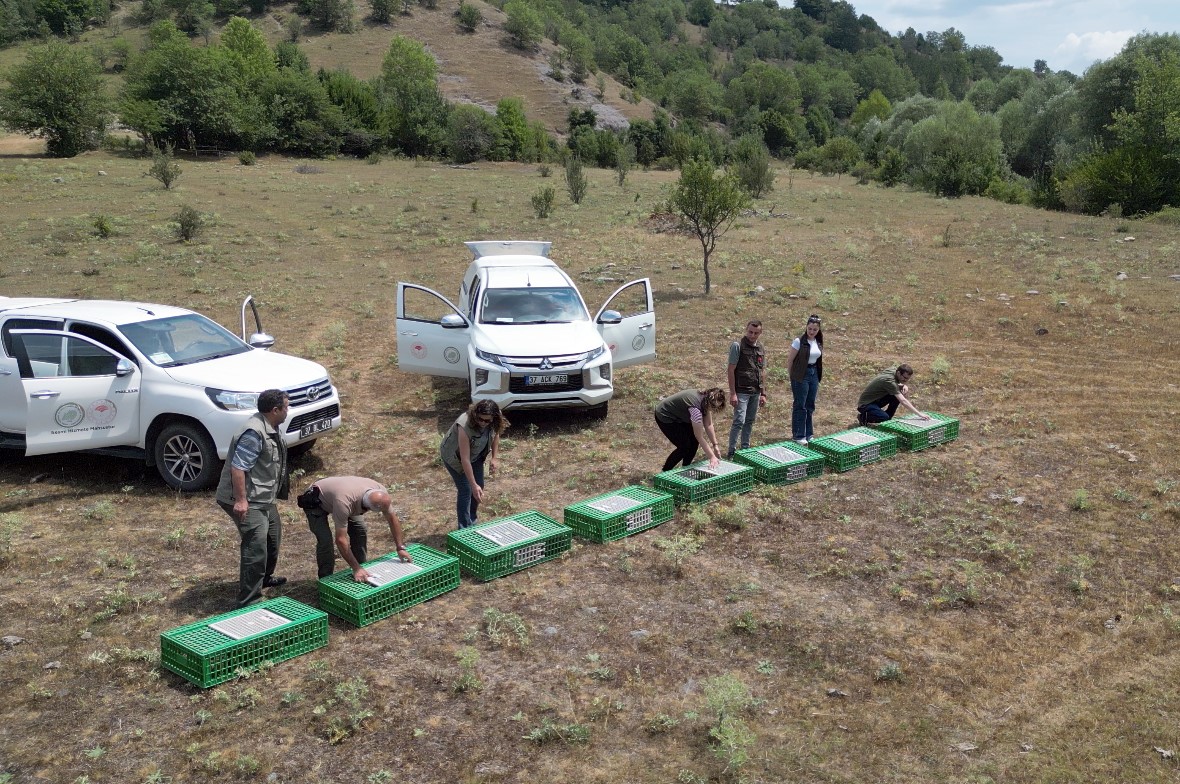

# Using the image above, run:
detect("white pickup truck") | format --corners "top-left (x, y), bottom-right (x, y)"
top-left (395, 241), bottom-right (656, 414)
top-left (0, 296), bottom-right (342, 490)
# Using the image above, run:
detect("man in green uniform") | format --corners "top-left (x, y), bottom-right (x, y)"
top-left (856, 364), bottom-right (930, 425)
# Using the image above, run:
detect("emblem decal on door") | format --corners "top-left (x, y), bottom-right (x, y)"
top-left (411, 343), bottom-right (427, 359)
top-left (632, 335), bottom-right (645, 351)
top-left (54, 403), bottom-right (85, 429)
top-left (88, 399), bottom-right (117, 425)
top-left (443, 347), bottom-right (461, 364)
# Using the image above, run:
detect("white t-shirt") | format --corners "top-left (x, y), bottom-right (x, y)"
top-left (791, 337), bottom-right (822, 364)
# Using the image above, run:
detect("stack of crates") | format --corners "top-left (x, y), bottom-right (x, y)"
top-left (447, 511), bottom-right (572, 581)
top-left (734, 441), bottom-right (825, 486)
top-left (160, 597), bottom-right (328, 688)
top-left (652, 459), bottom-right (755, 505)
top-left (317, 544), bottom-right (460, 627)
top-left (872, 412), bottom-right (960, 452)
top-left (563, 485), bottom-right (675, 542)
top-left (808, 427), bottom-right (898, 473)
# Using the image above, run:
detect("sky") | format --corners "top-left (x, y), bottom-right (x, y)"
top-left (846, 0), bottom-right (1179, 75)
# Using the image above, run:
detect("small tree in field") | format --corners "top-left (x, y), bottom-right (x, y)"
top-left (0, 41), bottom-right (108, 157)
top-left (564, 155), bottom-right (587, 204)
top-left (671, 158), bottom-right (750, 294)
top-left (147, 143), bottom-right (182, 189)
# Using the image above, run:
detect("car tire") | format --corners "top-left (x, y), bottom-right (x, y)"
top-left (288, 439), bottom-right (316, 460)
top-left (155, 422), bottom-right (219, 491)
top-left (587, 402), bottom-right (609, 420)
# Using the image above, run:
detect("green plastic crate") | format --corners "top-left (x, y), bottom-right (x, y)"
top-left (446, 511), bottom-right (572, 581)
top-left (160, 597), bottom-right (328, 688)
top-left (872, 412), bottom-right (960, 452)
top-left (652, 459), bottom-right (755, 505)
top-left (563, 485), bottom-right (675, 542)
top-left (734, 441), bottom-right (826, 485)
top-left (317, 544), bottom-right (460, 627)
top-left (808, 427), bottom-right (898, 472)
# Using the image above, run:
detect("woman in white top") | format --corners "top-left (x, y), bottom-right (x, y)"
top-left (785, 315), bottom-right (823, 444)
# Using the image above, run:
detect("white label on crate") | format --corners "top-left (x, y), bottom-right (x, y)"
top-left (209, 608), bottom-right (289, 640)
top-left (785, 464), bottom-right (808, 481)
top-left (927, 426), bottom-right (946, 443)
top-left (476, 521), bottom-right (537, 547)
top-left (859, 445), bottom-right (881, 463)
top-left (513, 542), bottom-right (547, 567)
top-left (587, 495), bottom-right (644, 514)
top-left (364, 559), bottom-right (424, 587)
top-left (685, 459), bottom-right (745, 476)
top-left (758, 446), bottom-right (804, 465)
top-left (625, 507), bottom-right (653, 531)
top-left (833, 430), bottom-right (877, 446)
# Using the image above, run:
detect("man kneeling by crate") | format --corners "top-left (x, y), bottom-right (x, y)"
top-left (298, 477), bottom-right (411, 583)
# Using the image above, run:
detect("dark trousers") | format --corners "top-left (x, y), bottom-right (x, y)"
top-left (858, 394), bottom-right (899, 425)
top-left (219, 501), bottom-right (281, 608)
top-left (445, 458), bottom-right (485, 529)
top-left (657, 415), bottom-right (699, 471)
top-left (305, 507), bottom-right (368, 578)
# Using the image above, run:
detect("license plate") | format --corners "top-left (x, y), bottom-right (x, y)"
top-left (525, 374), bottom-right (568, 386)
top-left (299, 418), bottom-right (333, 438)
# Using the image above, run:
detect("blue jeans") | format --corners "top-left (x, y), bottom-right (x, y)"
top-left (727, 392), bottom-right (761, 456)
top-left (790, 366), bottom-right (820, 440)
top-left (445, 459), bottom-right (485, 529)
top-left (858, 395), bottom-right (899, 425)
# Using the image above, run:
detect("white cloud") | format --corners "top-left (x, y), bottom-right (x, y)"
top-left (1054, 30), bottom-right (1134, 65)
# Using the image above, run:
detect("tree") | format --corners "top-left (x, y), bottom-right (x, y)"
top-left (670, 158), bottom-right (751, 294)
top-left (503, 0), bottom-right (541, 51)
top-left (221, 17), bottom-right (275, 86)
top-left (904, 101), bottom-right (1002, 197)
top-left (0, 41), bottom-right (107, 157)
top-left (457, 1), bottom-right (479, 32)
top-left (729, 134), bottom-right (774, 197)
top-left (447, 103), bottom-right (498, 163)
top-left (564, 154), bottom-right (587, 204)
top-left (850, 89), bottom-right (891, 127)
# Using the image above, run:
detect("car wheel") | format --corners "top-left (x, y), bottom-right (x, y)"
top-left (587, 402), bottom-right (609, 420)
top-left (288, 439), bottom-right (316, 460)
top-left (155, 422), bottom-right (219, 491)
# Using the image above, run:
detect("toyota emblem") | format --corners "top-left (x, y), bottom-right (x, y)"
top-left (306, 384), bottom-right (323, 402)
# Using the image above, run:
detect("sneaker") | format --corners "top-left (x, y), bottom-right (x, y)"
top-left (262, 575), bottom-right (287, 588)
top-left (795, 438), bottom-right (808, 445)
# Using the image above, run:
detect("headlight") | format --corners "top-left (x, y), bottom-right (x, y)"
top-left (205, 388), bottom-right (260, 411)
top-left (475, 349), bottom-right (507, 368)
top-left (585, 345), bottom-right (605, 363)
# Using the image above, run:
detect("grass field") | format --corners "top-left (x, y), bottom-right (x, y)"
top-left (1, 148), bottom-right (1178, 784)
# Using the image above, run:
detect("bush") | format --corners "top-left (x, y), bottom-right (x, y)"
top-left (531, 186), bottom-right (554, 218)
top-left (984, 177), bottom-right (1031, 205)
top-left (503, 0), bottom-right (541, 50)
top-left (564, 156), bottom-right (587, 204)
top-left (238, 150), bottom-right (257, 166)
top-left (172, 205), bottom-right (205, 242)
top-left (371, 0), bottom-right (394, 22)
top-left (457, 2), bottom-right (480, 31)
top-left (92, 215), bottom-right (114, 238)
top-left (146, 144), bottom-right (181, 189)
top-left (729, 135), bottom-right (774, 198)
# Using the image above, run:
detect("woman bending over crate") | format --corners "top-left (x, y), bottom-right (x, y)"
top-left (440, 400), bottom-right (507, 529)
top-left (653, 388), bottom-right (727, 472)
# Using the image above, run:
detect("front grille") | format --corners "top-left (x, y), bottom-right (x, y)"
top-left (286, 378), bottom-right (334, 407)
top-left (287, 404), bottom-right (339, 433)
top-left (501, 352), bottom-right (587, 369)
top-left (508, 375), bottom-right (584, 394)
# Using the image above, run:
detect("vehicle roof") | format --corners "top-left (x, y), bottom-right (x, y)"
top-left (484, 265), bottom-right (571, 289)
top-left (0, 298), bottom-right (196, 325)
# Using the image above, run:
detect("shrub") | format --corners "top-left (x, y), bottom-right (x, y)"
top-left (564, 155), bottom-right (587, 204)
top-left (92, 214), bottom-right (114, 238)
top-left (146, 143), bottom-right (181, 189)
top-left (531, 186), bottom-right (555, 218)
top-left (504, 0), bottom-right (542, 50)
top-left (371, 0), bottom-right (394, 22)
top-left (238, 150), bottom-right (256, 166)
top-left (729, 135), bottom-right (774, 198)
top-left (457, 2), bottom-right (480, 31)
top-left (173, 205), bottom-right (205, 242)
top-left (984, 177), bottom-right (1031, 205)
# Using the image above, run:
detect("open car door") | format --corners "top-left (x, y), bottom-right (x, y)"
top-left (395, 283), bottom-right (471, 378)
top-left (11, 330), bottom-right (141, 456)
top-left (594, 278), bottom-right (656, 369)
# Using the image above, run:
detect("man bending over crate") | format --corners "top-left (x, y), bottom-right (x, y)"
top-left (856, 364), bottom-right (931, 425)
top-left (297, 477), bottom-right (412, 583)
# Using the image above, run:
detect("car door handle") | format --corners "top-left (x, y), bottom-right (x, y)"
top-left (0, 368), bottom-right (11, 376)
top-left (30, 390), bottom-right (60, 399)
top-left (639, 323), bottom-right (653, 330)
top-left (399, 330), bottom-right (418, 337)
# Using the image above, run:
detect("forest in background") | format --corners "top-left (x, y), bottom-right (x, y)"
top-left (1, 0), bottom-right (1178, 216)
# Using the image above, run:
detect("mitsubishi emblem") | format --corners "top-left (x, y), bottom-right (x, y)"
top-left (539, 357), bottom-right (553, 370)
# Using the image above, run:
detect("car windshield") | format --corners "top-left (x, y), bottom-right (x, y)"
top-left (118, 313), bottom-right (251, 367)
top-left (479, 287), bottom-right (588, 324)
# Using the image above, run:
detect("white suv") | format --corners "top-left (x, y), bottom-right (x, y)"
top-left (395, 241), bottom-right (656, 413)
top-left (0, 296), bottom-right (342, 490)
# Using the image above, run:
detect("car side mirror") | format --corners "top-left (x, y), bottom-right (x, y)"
top-left (115, 359), bottom-right (135, 377)
top-left (248, 332), bottom-right (275, 349)
top-left (598, 310), bottom-right (623, 325)
top-left (440, 314), bottom-right (467, 329)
